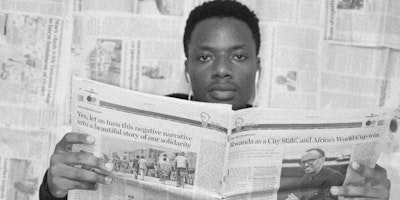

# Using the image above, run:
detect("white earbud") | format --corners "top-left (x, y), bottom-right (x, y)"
top-left (255, 70), bottom-right (260, 84)
top-left (186, 73), bottom-right (192, 101)
top-left (253, 70), bottom-right (260, 107)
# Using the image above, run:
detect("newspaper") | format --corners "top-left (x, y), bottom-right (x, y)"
top-left (70, 12), bottom-right (186, 95)
top-left (325, 0), bottom-right (400, 49)
top-left (257, 23), bottom-right (322, 110)
top-left (239, 0), bottom-right (323, 26)
top-left (73, 0), bottom-right (185, 16)
top-left (257, 21), bottom-right (397, 111)
top-left (0, 127), bottom-right (54, 200)
top-left (69, 77), bottom-right (392, 200)
top-left (0, 1), bottom-right (70, 200)
top-left (0, 0), bottom-right (71, 105)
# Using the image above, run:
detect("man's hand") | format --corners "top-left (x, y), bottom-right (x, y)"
top-left (330, 162), bottom-right (390, 200)
top-left (285, 193), bottom-right (299, 200)
top-left (47, 133), bottom-right (114, 198)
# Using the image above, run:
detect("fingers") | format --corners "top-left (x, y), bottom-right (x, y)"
top-left (50, 164), bottom-right (113, 184)
top-left (55, 132), bottom-right (95, 152)
top-left (331, 185), bottom-right (382, 198)
top-left (285, 193), bottom-right (298, 200)
top-left (48, 165), bottom-right (113, 198)
top-left (51, 151), bottom-right (114, 172)
top-left (350, 162), bottom-right (390, 188)
top-left (47, 172), bottom-right (99, 198)
top-left (288, 193), bottom-right (298, 200)
top-left (330, 162), bottom-right (391, 200)
top-left (47, 133), bottom-right (115, 198)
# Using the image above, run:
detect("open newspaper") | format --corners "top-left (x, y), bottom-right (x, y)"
top-left (69, 77), bottom-right (393, 200)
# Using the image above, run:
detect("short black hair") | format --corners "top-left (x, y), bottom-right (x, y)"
top-left (306, 148), bottom-right (325, 157)
top-left (183, 0), bottom-right (260, 58)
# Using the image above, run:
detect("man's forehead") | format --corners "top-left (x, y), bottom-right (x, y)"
top-left (188, 17), bottom-right (255, 50)
top-left (192, 44), bottom-right (251, 52)
top-left (301, 150), bottom-right (320, 160)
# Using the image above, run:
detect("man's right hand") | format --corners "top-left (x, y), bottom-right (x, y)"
top-left (47, 132), bottom-right (114, 198)
top-left (285, 193), bottom-right (299, 200)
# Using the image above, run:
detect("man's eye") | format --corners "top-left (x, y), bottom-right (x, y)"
top-left (233, 55), bottom-right (247, 61)
top-left (197, 55), bottom-right (212, 62)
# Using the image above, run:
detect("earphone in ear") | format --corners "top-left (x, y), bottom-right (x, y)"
top-left (185, 72), bottom-right (191, 84)
top-left (253, 70), bottom-right (260, 107)
top-left (255, 70), bottom-right (260, 84)
top-left (186, 73), bottom-right (192, 101)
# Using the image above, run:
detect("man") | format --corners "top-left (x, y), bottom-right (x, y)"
top-left (138, 156), bottom-right (147, 181)
top-left (157, 154), bottom-right (171, 184)
top-left (286, 149), bottom-right (344, 200)
top-left (39, 1), bottom-right (390, 199)
top-left (174, 152), bottom-right (189, 187)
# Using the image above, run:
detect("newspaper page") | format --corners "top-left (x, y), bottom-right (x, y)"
top-left (0, 127), bottom-right (53, 200)
top-left (257, 23), bottom-right (322, 110)
top-left (319, 44), bottom-right (389, 109)
top-left (295, 0), bottom-right (324, 27)
top-left (253, 0), bottom-right (297, 23)
top-left (223, 107), bottom-right (391, 200)
top-left (71, 12), bottom-right (187, 96)
top-left (0, 1), bottom-right (71, 105)
top-left (325, 0), bottom-right (400, 49)
top-left (68, 77), bottom-right (232, 200)
top-left (73, 0), bottom-right (185, 16)
top-left (0, 0), bottom-right (70, 17)
top-left (0, 1), bottom-right (70, 200)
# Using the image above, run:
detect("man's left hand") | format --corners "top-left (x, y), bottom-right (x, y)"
top-left (330, 162), bottom-right (390, 199)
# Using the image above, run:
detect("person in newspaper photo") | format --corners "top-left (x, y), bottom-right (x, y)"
top-left (39, 0), bottom-right (391, 200)
top-left (285, 149), bottom-right (345, 200)
top-left (175, 152), bottom-right (189, 188)
top-left (138, 156), bottom-right (147, 181)
top-left (157, 154), bottom-right (171, 184)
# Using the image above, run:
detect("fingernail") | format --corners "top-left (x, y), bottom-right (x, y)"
top-left (86, 135), bottom-right (95, 143)
top-left (105, 176), bottom-right (113, 184)
top-left (330, 186), bottom-right (339, 195)
top-left (105, 162), bottom-right (114, 171)
top-left (351, 162), bottom-right (360, 170)
top-left (54, 190), bottom-right (66, 197)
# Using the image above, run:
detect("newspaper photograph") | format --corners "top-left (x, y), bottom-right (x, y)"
top-left (277, 145), bottom-right (350, 200)
top-left (100, 135), bottom-right (196, 188)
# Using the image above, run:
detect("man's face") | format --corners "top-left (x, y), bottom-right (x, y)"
top-left (300, 150), bottom-right (324, 175)
top-left (185, 17), bottom-right (260, 110)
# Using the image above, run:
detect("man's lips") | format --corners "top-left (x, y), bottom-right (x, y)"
top-left (208, 84), bottom-right (238, 100)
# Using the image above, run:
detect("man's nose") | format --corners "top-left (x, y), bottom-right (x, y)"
top-left (212, 56), bottom-right (233, 79)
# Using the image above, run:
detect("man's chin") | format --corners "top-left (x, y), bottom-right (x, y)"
top-left (304, 169), bottom-right (313, 174)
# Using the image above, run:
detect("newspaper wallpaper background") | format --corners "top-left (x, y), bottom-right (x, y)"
top-left (0, 0), bottom-right (399, 199)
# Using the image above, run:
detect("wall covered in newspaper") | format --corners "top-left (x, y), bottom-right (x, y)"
top-left (0, 0), bottom-right (399, 199)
